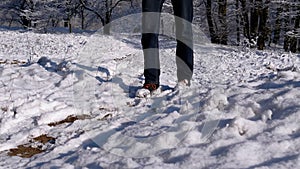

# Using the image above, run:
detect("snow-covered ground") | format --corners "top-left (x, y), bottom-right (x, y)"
top-left (0, 29), bottom-right (300, 169)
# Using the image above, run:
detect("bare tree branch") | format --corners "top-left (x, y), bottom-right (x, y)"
top-left (79, 0), bottom-right (105, 25)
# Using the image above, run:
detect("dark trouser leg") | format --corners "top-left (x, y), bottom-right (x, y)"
top-left (141, 0), bottom-right (165, 84)
top-left (171, 0), bottom-right (194, 83)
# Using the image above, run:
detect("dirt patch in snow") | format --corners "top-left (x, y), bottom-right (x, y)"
top-left (48, 114), bottom-right (91, 127)
top-left (8, 134), bottom-right (56, 158)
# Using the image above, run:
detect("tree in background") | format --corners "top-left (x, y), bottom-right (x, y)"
top-left (0, 0), bottom-right (35, 28)
top-left (254, 0), bottom-right (270, 50)
top-left (79, 0), bottom-right (134, 34)
top-left (0, 0), bottom-right (135, 33)
top-left (204, 0), bottom-right (228, 45)
top-left (2, 0), bottom-right (300, 53)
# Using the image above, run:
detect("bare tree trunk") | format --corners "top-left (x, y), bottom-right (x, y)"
top-left (283, 1), bottom-right (291, 51)
top-left (290, 35), bottom-right (297, 53)
top-left (218, 0), bottom-right (228, 45)
top-left (68, 19), bottom-right (72, 33)
top-left (250, 0), bottom-right (259, 42)
top-left (273, 6), bottom-right (282, 44)
top-left (81, 6), bottom-right (85, 30)
top-left (206, 0), bottom-right (218, 43)
top-left (236, 0), bottom-right (240, 45)
top-left (104, 0), bottom-right (112, 35)
top-left (240, 0), bottom-right (250, 40)
top-left (283, 2), bottom-right (290, 35)
top-left (295, 6), bottom-right (300, 29)
top-left (257, 0), bottom-right (269, 50)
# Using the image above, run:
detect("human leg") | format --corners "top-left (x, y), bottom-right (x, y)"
top-left (171, 0), bottom-right (194, 84)
top-left (141, 0), bottom-right (165, 85)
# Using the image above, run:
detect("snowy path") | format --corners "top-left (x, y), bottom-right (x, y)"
top-left (0, 30), bottom-right (300, 168)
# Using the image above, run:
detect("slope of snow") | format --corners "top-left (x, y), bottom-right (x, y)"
top-left (0, 29), bottom-right (300, 169)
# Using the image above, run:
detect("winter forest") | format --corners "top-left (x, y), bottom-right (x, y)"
top-left (1, 0), bottom-right (300, 168)
top-left (1, 0), bottom-right (300, 52)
